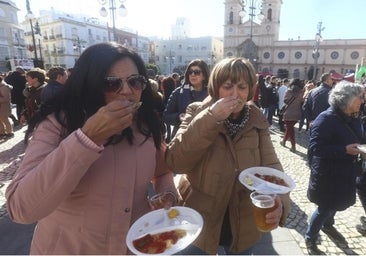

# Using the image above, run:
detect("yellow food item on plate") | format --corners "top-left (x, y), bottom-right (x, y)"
top-left (168, 208), bottom-right (179, 219)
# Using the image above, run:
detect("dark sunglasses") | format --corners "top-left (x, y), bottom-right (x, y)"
top-left (103, 75), bottom-right (147, 93)
top-left (188, 69), bottom-right (202, 76)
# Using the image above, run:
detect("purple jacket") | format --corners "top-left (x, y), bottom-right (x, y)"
top-left (6, 114), bottom-right (177, 254)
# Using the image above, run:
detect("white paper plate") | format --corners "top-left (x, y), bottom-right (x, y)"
top-left (238, 166), bottom-right (295, 194)
top-left (126, 206), bottom-right (203, 255)
top-left (357, 145), bottom-right (366, 153)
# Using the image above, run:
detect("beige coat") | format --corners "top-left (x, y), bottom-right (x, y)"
top-left (0, 82), bottom-right (12, 118)
top-left (6, 114), bottom-right (177, 254)
top-left (166, 98), bottom-right (291, 254)
top-left (283, 89), bottom-right (304, 121)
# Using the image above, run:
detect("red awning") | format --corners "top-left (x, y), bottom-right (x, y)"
top-left (330, 72), bottom-right (343, 81)
top-left (343, 73), bottom-right (355, 82)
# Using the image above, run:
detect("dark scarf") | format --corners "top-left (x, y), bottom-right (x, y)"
top-left (224, 105), bottom-right (250, 139)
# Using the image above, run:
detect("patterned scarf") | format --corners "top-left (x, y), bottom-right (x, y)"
top-left (224, 105), bottom-right (250, 139)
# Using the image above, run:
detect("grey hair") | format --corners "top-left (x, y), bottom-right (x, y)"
top-left (328, 81), bottom-right (364, 110)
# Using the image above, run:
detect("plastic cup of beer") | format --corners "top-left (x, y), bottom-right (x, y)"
top-left (250, 191), bottom-right (277, 232)
top-left (148, 191), bottom-right (177, 210)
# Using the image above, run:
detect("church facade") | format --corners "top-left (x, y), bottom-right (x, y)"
top-left (223, 0), bottom-right (366, 80)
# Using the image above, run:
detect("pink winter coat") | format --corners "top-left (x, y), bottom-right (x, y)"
top-left (6, 114), bottom-right (177, 254)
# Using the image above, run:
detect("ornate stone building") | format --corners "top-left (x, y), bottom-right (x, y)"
top-left (0, 0), bottom-right (27, 72)
top-left (224, 0), bottom-right (366, 80)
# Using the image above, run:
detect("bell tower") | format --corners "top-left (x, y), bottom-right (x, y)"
top-left (224, 0), bottom-right (282, 61)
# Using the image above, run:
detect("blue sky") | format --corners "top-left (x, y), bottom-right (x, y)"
top-left (14, 0), bottom-right (365, 40)
top-left (280, 0), bottom-right (365, 40)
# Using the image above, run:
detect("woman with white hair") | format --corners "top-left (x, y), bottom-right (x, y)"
top-left (305, 81), bottom-right (366, 255)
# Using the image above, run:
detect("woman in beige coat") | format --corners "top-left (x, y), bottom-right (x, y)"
top-left (0, 76), bottom-right (13, 138)
top-left (166, 58), bottom-right (291, 254)
top-left (280, 78), bottom-right (304, 152)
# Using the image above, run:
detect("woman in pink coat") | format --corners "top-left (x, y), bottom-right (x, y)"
top-left (6, 42), bottom-right (178, 254)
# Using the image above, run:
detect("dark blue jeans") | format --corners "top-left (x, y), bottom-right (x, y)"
top-left (305, 206), bottom-right (336, 241)
top-left (263, 105), bottom-right (277, 125)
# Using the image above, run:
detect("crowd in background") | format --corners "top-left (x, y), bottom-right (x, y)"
top-left (253, 72), bottom-right (366, 254)
top-left (0, 66), bottom-right (68, 142)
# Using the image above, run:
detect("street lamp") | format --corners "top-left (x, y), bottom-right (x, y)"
top-left (98, 0), bottom-right (128, 43)
top-left (238, 0), bottom-right (265, 40)
top-left (25, 0), bottom-right (38, 64)
top-left (312, 21), bottom-right (325, 81)
top-left (165, 50), bottom-right (175, 74)
top-left (73, 37), bottom-right (86, 56)
top-left (34, 21), bottom-right (44, 67)
top-left (208, 52), bottom-right (216, 69)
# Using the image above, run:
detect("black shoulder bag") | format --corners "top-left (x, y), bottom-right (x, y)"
top-left (279, 96), bottom-right (296, 116)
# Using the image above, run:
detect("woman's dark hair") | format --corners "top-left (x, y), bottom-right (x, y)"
top-left (27, 42), bottom-right (163, 149)
top-left (161, 77), bottom-right (176, 105)
top-left (289, 78), bottom-right (303, 93)
top-left (183, 59), bottom-right (210, 87)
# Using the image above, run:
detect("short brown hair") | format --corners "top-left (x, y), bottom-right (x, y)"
top-left (26, 68), bottom-right (46, 84)
top-left (208, 58), bottom-right (257, 101)
top-left (47, 67), bottom-right (66, 80)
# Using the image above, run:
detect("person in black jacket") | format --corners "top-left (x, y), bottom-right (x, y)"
top-left (303, 73), bottom-right (334, 164)
top-left (305, 81), bottom-right (365, 255)
top-left (263, 76), bottom-right (279, 126)
top-left (356, 102), bottom-right (366, 236)
top-left (4, 66), bottom-right (26, 121)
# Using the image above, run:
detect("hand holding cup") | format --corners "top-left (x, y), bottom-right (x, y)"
top-left (250, 192), bottom-right (278, 232)
top-left (148, 191), bottom-right (177, 210)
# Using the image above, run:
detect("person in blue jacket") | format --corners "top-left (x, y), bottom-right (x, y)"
top-left (163, 59), bottom-right (210, 139)
top-left (41, 67), bottom-right (68, 104)
top-left (303, 73), bottom-right (334, 126)
top-left (356, 101), bottom-right (366, 236)
top-left (305, 81), bottom-right (365, 255)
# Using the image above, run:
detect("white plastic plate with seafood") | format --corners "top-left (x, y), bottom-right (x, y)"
top-left (357, 144), bottom-right (366, 153)
top-left (239, 166), bottom-right (295, 194)
top-left (126, 206), bottom-right (203, 255)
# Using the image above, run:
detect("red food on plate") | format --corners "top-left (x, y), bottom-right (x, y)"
top-left (132, 229), bottom-right (187, 254)
top-left (254, 173), bottom-right (289, 187)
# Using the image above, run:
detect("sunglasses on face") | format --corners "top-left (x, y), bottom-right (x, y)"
top-left (188, 69), bottom-right (202, 76)
top-left (103, 74), bottom-right (147, 93)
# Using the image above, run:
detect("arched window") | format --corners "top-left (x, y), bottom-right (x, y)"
top-left (229, 11), bottom-right (233, 24)
top-left (267, 9), bottom-right (272, 21)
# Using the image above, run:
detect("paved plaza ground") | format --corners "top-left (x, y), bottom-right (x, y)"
top-left (1, 117), bottom-right (366, 255)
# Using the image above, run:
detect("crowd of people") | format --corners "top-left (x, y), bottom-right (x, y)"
top-left (254, 72), bottom-right (366, 254)
top-left (0, 66), bottom-right (68, 142)
top-left (1, 42), bottom-right (366, 255)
